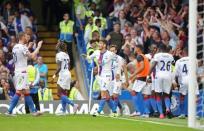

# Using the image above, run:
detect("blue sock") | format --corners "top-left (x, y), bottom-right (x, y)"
top-left (8, 94), bottom-right (20, 113)
top-left (156, 96), bottom-right (163, 114)
top-left (107, 99), bottom-right (116, 113)
top-left (150, 97), bottom-right (158, 112)
top-left (25, 95), bottom-right (36, 113)
top-left (144, 98), bottom-right (150, 114)
top-left (98, 98), bottom-right (106, 113)
top-left (164, 97), bottom-right (171, 111)
top-left (184, 95), bottom-right (188, 115)
top-left (60, 96), bottom-right (67, 112)
top-left (180, 99), bottom-right (184, 115)
top-left (132, 95), bottom-right (140, 113)
top-left (61, 95), bottom-right (74, 106)
top-left (118, 101), bottom-right (122, 109)
top-left (113, 98), bottom-right (119, 110)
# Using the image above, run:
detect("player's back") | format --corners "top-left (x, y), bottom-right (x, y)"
top-left (56, 51), bottom-right (70, 74)
top-left (175, 56), bottom-right (189, 78)
top-left (154, 52), bottom-right (174, 76)
top-left (12, 43), bottom-right (28, 72)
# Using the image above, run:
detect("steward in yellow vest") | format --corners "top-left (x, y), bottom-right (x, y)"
top-left (68, 80), bottom-right (84, 100)
top-left (59, 13), bottom-right (74, 43)
top-left (38, 80), bottom-right (53, 101)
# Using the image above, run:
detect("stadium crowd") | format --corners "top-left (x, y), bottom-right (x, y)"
top-left (0, 0), bottom-right (203, 118)
top-left (75, 0), bottom-right (204, 118)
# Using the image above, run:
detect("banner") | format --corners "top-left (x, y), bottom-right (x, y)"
top-left (0, 90), bottom-right (203, 117)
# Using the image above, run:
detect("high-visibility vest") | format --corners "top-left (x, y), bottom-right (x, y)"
top-left (69, 87), bottom-right (78, 100)
top-left (59, 20), bottom-right (74, 42)
top-left (87, 47), bottom-right (95, 56)
top-left (93, 77), bottom-right (100, 91)
top-left (85, 10), bottom-right (94, 17)
top-left (38, 88), bottom-right (53, 101)
top-left (93, 16), bottom-right (107, 29)
top-left (27, 65), bottom-right (36, 83)
top-left (59, 20), bottom-right (74, 34)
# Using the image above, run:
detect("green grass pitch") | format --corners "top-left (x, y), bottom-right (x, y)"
top-left (0, 114), bottom-right (200, 131)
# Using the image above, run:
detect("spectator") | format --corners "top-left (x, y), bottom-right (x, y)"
top-left (106, 22), bottom-right (124, 51)
top-left (13, 10), bottom-right (32, 35)
top-left (25, 60), bottom-right (40, 114)
top-left (59, 13), bottom-right (74, 69)
top-left (2, 1), bottom-right (14, 23)
top-left (34, 56), bottom-right (48, 87)
top-left (68, 80), bottom-right (84, 100)
top-left (38, 80), bottom-right (53, 101)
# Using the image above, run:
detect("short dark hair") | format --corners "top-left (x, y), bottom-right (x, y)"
top-left (158, 44), bottom-right (167, 52)
top-left (135, 44), bottom-right (143, 51)
top-left (99, 39), bottom-right (108, 45)
top-left (58, 41), bottom-right (67, 51)
top-left (110, 44), bottom-right (118, 50)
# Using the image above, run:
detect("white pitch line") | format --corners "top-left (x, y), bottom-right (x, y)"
top-left (100, 115), bottom-right (187, 128)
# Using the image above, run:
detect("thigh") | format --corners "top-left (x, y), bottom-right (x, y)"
top-left (162, 77), bottom-right (172, 94)
top-left (57, 72), bottom-right (71, 90)
top-left (154, 76), bottom-right (163, 93)
top-left (14, 72), bottom-right (29, 91)
top-left (142, 83), bottom-right (152, 95)
top-left (132, 80), bottom-right (146, 92)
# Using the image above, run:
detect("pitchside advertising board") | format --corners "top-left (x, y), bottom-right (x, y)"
top-left (0, 90), bottom-right (203, 116)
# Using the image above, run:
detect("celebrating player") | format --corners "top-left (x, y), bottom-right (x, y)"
top-left (148, 44), bottom-right (174, 119)
top-left (6, 32), bottom-right (43, 116)
top-left (51, 41), bottom-right (78, 115)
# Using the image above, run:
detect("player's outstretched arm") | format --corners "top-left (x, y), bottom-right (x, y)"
top-left (27, 40), bottom-right (43, 59)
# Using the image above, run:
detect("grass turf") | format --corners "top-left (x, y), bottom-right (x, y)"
top-left (0, 114), bottom-right (200, 131)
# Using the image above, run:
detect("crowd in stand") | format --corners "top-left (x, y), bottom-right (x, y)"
top-left (0, 0), bottom-right (50, 101)
top-left (74, 0), bottom-right (204, 118)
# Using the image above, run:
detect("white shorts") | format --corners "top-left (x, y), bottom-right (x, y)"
top-left (57, 72), bottom-right (71, 90)
top-left (151, 79), bottom-right (155, 91)
top-left (179, 76), bottom-right (199, 95)
top-left (142, 83), bottom-right (152, 95)
top-left (110, 80), bottom-right (122, 95)
top-left (14, 71), bottom-right (29, 90)
top-left (154, 75), bottom-right (172, 94)
top-left (132, 80), bottom-right (147, 92)
top-left (98, 74), bottom-right (112, 91)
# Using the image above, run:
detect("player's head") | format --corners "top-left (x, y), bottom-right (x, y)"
top-left (56, 40), bottom-right (67, 52)
top-left (150, 43), bottom-right (158, 54)
top-left (18, 32), bottom-right (28, 44)
top-left (109, 44), bottom-right (118, 54)
top-left (98, 39), bottom-right (108, 51)
top-left (134, 44), bottom-right (143, 54)
top-left (158, 44), bottom-right (168, 53)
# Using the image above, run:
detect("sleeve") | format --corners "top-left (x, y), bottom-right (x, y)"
top-left (56, 53), bottom-right (63, 63)
top-left (152, 54), bottom-right (159, 62)
top-left (41, 64), bottom-right (48, 74)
